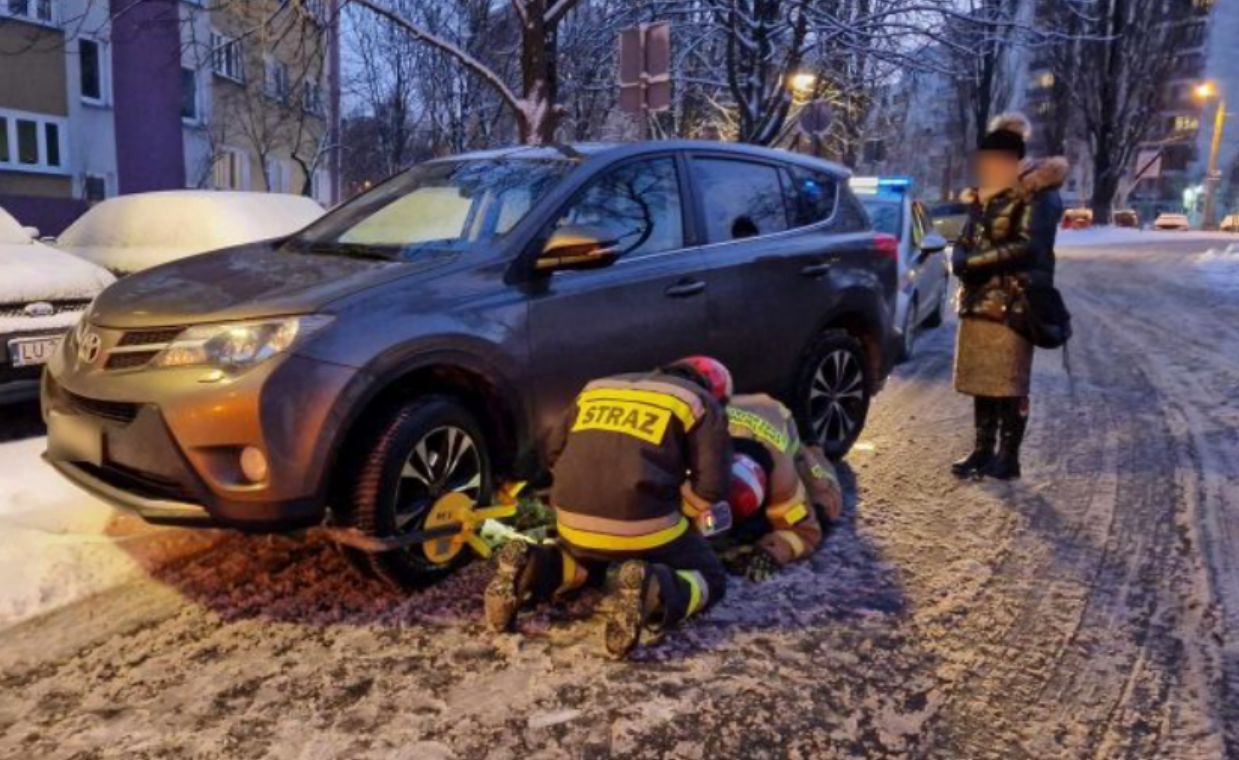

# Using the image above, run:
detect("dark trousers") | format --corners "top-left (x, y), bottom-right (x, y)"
top-left (523, 530), bottom-right (727, 625)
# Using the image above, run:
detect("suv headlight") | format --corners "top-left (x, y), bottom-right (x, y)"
top-left (151, 315), bottom-right (333, 371)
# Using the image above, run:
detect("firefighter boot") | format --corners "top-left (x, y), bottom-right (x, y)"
top-left (951, 397), bottom-right (998, 478)
top-left (604, 561), bottom-right (662, 660)
top-left (985, 399), bottom-right (1027, 480)
top-left (484, 540), bottom-right (533, 632)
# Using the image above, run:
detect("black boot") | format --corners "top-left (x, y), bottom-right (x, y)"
top-left (951, 397), bottom-right (998, 478)
top-left (985, 398), bottom-right (1027, 480)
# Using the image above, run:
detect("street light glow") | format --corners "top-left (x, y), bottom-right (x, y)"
top-left (789, 72), bottom-right (817, 95)
top-left (1195, 81), bottom-right (1217, 100)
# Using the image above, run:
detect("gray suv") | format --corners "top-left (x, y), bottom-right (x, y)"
top-left (42, 141), bottom-right (896, 586)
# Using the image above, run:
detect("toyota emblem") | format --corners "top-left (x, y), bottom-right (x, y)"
top-left (78, 331), bottom-right (103, 365)
top-left (23, 301), bottom-right (54, 318)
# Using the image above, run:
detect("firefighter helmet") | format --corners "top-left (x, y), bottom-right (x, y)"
top-left (669, 355), bottom-right (733, 403)
top-left (729, 453), bottom-right (768, 521)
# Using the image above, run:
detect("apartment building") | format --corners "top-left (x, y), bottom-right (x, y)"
top-left (0, 0), bottom-right (340, 234)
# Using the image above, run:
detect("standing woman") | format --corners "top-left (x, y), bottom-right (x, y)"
top-left (950, 113), bottom-right (1067, 480)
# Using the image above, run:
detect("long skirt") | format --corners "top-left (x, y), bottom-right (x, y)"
top-left (954, 316), bottom-right (1033, 397)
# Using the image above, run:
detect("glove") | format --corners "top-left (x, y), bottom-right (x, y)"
top-left (744, 548), bottom-right (780, 583)
top-left (951, 246), bottom-right (971, 275)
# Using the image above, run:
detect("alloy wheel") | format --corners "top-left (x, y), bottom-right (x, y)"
top-left (394, 425), bottom-right (483, 532)
top-left (808, 349), bottom-right (866, 447)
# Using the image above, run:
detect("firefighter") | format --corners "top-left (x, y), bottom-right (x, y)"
top-left (721, 393), bottom-right (843, 582)
top-left (483, 357), bottom-right (733, 659)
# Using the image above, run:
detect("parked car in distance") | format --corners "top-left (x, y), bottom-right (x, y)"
top-left (0, 206), bottom-right (114, 403)
top-left (56, 191), bottom-right (326, 275)
top-left (851, 177), bottom-right (951, 361)
top-left (1220, 213), bottom-right (1239, 233)
top-left (1062, 207), bottom-right (1093, 229)
top-left (1153, 213), bottom-right (1191, 231)
top-left (43, 141), bottom-right (898, 588)
top-left (927, 201), bottom-right (969, 242)
top-left (1113, 209), bottom-right (1140, 228)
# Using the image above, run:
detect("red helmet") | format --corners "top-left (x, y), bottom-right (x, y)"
top-left (729, 453), bottom-right (768, 521)
top-left (671, 355), bottom-right (733, 403)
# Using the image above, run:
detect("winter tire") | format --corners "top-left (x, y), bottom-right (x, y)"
top-left (793, 331), bottom-right (871, 460)
top-left (923, 279), bottom-right (947, 328)
top-left (346, 395), bottom-right (493, 590)
top-left (897, 296), bottom-right (918, 362)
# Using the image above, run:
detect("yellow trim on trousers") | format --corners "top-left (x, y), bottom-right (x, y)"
top-left (557, 516), bottom-right (689, 552)
top-left (675, 570), bottom-right (708, 616)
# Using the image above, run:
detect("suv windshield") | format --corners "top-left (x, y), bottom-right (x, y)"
top-left (286, 158), bottom-right (572, 260)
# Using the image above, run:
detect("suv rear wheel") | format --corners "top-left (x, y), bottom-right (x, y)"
top-left (793, 331), bottom-right (871, 460)
top-left (345, 395), bottom-right (493, 589)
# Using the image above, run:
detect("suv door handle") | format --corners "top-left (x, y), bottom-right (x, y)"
top-left (800, 262), bottom-right (831, 278)
top-left (665, 280), bottom-right (706, 298)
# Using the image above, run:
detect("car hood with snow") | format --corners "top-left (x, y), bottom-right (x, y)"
top-left (55, 191), bottom-right (326, 275)
top-left (0, 208), bottom-right (115, 330)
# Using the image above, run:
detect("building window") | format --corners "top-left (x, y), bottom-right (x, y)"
top-left (0, 108), bottom-right (68, 173)
top-left (181, 67), bottom-right (199, 122)
top-left (303, 79), bottom-right (324, 116)
top-left (213, 148), bottom-right (250, 191)
top-left (79, 38), bottom-right (106, 103)
top-left (2, 0), bottom-right (54, 25)
top-left (211, 32), bottom-right (244, 83)
top-left (84, 175), bottom-right (108, 202)
top-left (1172, 115), bottom-right (1200, 133)
top-left (264, 55), bottom-right (290, 100)
top-left (265, 157), bottom-right (293, 193)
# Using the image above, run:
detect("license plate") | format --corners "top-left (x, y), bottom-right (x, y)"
top-left (8, 335), bottom-right (61, 368)
top-left (47, 411), bottom-right (103, 467)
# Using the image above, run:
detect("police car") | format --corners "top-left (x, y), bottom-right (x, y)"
top-left (850, 177), bottom-right (951, 361)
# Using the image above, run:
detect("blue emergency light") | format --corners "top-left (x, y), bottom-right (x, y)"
top-left (850, 176), bottom-right (913, 195)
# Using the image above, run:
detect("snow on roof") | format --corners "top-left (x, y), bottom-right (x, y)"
top-left (56, 191), bottom-right (326, 273)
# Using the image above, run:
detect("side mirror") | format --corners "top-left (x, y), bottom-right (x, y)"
top-left (536, 224), bottom-right (620, 272)
top-left (21, 226), bottom-right (40, 240)
top-left (920, 232), bottom-right (948, 254)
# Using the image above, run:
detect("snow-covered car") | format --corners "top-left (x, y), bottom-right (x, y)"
top-left (1153, 213), bottom-right (1190, 231)
top-left (1113, 209), bottom-right (1140, 228)
top-left (1220, 214), bottom-right (1239, 233)
top-left (1062, 208), bottom-right (1093, 230)
top-left (56, 191), bottom-right (326, 275)
top-left (0, 207), bottom-right (114, 403)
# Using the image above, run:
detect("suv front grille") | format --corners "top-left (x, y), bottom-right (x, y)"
top-left (77, 462), bottom-right (197, 503)
top-left (117, 328), bottom-right (184, 347)
top-left (104, 326), bottom-right (184, 372)
top-left (64, 389), bottom-right (140, 424)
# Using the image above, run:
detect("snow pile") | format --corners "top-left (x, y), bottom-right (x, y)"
top-left (56, 191), bottom-right (325, 273)
top-left (1058, 227), bottom-right (1238, 248)
top-left (1195, 243), bottom-right (1239, 296)
top-left (0, 437), bottom-right (219, 628)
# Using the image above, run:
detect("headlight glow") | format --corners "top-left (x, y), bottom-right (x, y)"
top-left (151, 315), bottom-right (332, 371)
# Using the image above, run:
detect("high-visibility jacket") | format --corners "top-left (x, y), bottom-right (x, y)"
top-left (546, 371), bottom-right (732, 554)
top-left (726, 393), bottom-right (842, 566)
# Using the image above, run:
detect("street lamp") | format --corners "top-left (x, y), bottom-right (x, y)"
top-left (788, 72), bottom-right (817, 99)
top-left (1194, 79), bottom-right (1227, 230)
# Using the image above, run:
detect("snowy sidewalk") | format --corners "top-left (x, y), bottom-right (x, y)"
top-left (0, 437), bottom-right (218, 628)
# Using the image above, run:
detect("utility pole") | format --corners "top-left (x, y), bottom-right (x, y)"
top-left (1194, 80), bottom-right (1228, 230)
top-left (1201, 95), bottom-right (1227, 230)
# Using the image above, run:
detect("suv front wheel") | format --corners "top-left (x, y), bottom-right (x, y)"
top-left (345, 395), bottom-right (494, 589)
top-left (793, 331), bottom-right (872, 460)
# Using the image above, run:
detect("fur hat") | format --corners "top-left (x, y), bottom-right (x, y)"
top-left (979, 112), bottom-right (1032, 159)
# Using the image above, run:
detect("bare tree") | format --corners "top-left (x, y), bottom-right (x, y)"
top-left (347, 0), bottom-right (586, 145)
top-left (1071, 0), bottom-right (1183, 223)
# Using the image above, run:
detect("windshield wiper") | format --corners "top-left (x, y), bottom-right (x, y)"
top-left (292, 241), bottom-right (396, 261)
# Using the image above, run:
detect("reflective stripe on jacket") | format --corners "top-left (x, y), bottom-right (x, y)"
top-left (548, 371), bottom-right (731, 553)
